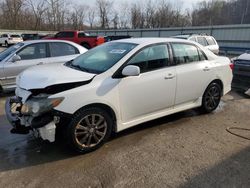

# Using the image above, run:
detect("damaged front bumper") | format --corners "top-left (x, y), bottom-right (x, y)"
top-left (5, 94), bottom-right (63, 142)
top-left (245, 88), bottom-right (250, 96)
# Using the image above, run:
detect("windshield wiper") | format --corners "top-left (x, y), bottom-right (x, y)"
top-left (66, 60), bottom-right (90, 73)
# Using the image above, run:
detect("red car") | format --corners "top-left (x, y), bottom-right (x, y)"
top-left (46, 31), bottom-right (105, 49)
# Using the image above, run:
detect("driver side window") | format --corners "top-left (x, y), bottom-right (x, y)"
top-left (128, 44), bottom-right (169, 73)
top-left (17, 43), bottom-right (47, 60)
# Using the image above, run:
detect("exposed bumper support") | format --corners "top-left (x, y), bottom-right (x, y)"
top-left (245, 89), bottom-right (250, 96)
top-left (38, 121), bottom-right (56, 142)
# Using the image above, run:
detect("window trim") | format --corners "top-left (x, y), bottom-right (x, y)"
top-left (48, 42), bottom-right (79, 57)
top-left (169, 42), bottom-right (208, 66)
top-left (112, 42), bottom-right (172, 79)
top-left (15, 42), bottom-right (49, 60)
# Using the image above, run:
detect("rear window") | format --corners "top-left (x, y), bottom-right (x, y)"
top-left (10, 35), bottom-right (21, 38)
top-left (189, 37), bottom-right (197, 42)
top-left (56, 32), bottom-right (74, 38)
top-left (197, 37), bottom-right (208, 46)
top-left (78, 33), bottom-right (86, 38)
top-left (206, 37), bottom-right (216, 45)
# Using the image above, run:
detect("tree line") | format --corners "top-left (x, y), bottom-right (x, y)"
top-left (0, 0), bottom-right (249, 31)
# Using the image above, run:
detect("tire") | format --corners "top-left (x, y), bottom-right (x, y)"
top-left (66, 107), bottom-right (113, 154)
top-left (5, 97), bottom-right (20, 127)
top-left (200, 82), bottom-right (222, 113)
top-left (81, 43), bottom-right (91, 49)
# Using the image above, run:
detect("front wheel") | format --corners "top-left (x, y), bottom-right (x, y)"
top-left (81, 43), bottom-right (91, 49)
top-left (200, 82), bottom-right (222, 113)
top-left (66, 107), bottom-right (113, 153)
top-left (5, 41), bottom-right (9, 47)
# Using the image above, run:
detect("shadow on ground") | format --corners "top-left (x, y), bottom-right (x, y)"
top-left (180, 146), bottom-right (250, 188)
top-left (0, 108), bottom-right (202, 172)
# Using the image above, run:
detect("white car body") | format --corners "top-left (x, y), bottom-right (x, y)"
top-left (174, 35), bottom-right (220, 55)
top-left (0, 40), bottom-right (87, 91)
top-left (0, 34), bottom-right (23, 46)
top-left (6, 38), bottom-right (232, 151)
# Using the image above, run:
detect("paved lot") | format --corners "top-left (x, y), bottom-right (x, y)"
top-left (0, 91), bottom-right (249, 188)
top-left (0, 47), bottom-right (5, 52)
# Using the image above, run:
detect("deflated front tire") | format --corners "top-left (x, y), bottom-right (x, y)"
top-left (5, 97), bottom-right (20, 127)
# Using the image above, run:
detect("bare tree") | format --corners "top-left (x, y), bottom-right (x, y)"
top-left (87, 7), bottom-right (96, 29)
top-left (1, 0), bottom-right (25, 29)
top-left (117, 2), bottom-right (130, 28)
top-left (96, 0), bottom-right (113, 29)
top-left (27, 0), bottom-right (47, 30)
top-left (70, 5), bottom-right (86, 30)
top-left (45, 0), bottom-right (68, 30)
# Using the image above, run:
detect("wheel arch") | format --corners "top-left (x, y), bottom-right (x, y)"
top-left (209, 79), bottom-right (224, 96)
top-left (74, 103), bottom-right (117, 132)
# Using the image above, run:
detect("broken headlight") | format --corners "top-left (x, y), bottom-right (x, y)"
top-left (21, 97), bottom-right (64, 117)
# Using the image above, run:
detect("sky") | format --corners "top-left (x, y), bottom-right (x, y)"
top-left (76, 0), bottom-right (208, 11)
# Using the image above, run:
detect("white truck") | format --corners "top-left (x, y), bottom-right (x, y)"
top-left (0, 33), bottom-right (23, 47)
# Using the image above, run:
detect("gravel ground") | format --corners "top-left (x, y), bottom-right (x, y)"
top-left (0, 91), bottom-right (249, 188)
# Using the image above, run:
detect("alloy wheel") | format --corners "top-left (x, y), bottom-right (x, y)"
top-left (204, 85), bottom-right (221, 110)
top-left (74, 114), bottom-right (107, 148)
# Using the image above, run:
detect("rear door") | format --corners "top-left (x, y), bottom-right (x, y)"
top-left (171, 43), bottom-right (214, 106)
top-left (3, 43), bottom-right (48, 86)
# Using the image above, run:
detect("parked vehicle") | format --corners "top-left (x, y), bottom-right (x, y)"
top-left (5, 38), bottom-right (233, 153)
top-left (104, 35), bottom-right (132, 42)
top-left (232, 52), bottom-right (250, 95)
top-left (0, 40), bottom-right (87, 91)
top-left (46, 31), bottom-right (105, 49)
top-left (21, 33), bottom-right (47, 41)
top-left (0, 34), bottom-right (23, 47)
top-left (173, 34), bottom-right (219, 54)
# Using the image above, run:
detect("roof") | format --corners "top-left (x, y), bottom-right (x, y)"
top-left (20, 39), bottom-right (80, 46)
top-left (113, 37), bottom-right (193, 45)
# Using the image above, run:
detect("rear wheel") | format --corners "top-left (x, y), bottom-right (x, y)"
top-left (5, 41), bottom-right (9, 47)
top-left (66, 107), bottom-right (113, 153)
top-left (200, 82), bottom-right (222, 113)
top-left (81, 43), bottom-right (91, 49)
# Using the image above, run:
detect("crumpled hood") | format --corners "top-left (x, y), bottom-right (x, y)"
top-left (17, 63), bottom-right (96, 90)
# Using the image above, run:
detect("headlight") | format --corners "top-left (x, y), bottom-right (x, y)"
top-left (21, 97), bottom-right (64, 116)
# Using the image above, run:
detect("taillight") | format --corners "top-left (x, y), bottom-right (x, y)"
top-left (230, 63), bottom-right (234, 70)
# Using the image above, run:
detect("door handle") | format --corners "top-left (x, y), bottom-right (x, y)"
top-left (37, 62), bottom-right (44, 65)
top-left (164, 73), bottom-right (175, 80)
top-left (203, 66), bottom-right (210, 71)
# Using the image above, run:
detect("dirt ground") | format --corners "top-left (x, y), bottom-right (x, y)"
top-left (0, 91), bottom-right (249, 188)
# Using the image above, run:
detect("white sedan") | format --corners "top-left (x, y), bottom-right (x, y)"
top-left (6, 38), bottom-right (233, 153)
top-left (0, 40), bottom-right (87, 91)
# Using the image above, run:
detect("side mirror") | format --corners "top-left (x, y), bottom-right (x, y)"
top-left (12, 55), bottom-right (21, 62)
top-left (122, 65), bottom-right (140, 77)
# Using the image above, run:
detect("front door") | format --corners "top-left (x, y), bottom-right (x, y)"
top-left (118, 44), bottom-right (177, 123)
top-left (3, 43), bottom-right (48, 87)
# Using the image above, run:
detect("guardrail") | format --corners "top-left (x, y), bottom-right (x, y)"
top-left (220, 46), bottom-right (250, 56)
top-left (0, 29), bottom-right (56, 35)
top-left (87, 24), bottom-right (250, 54)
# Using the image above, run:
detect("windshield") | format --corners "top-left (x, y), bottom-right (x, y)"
top-left (68, 42), bottom-right (137, 74)
top-left (0, 43), bottom-right (24, 61)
